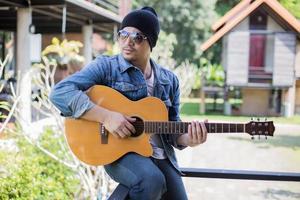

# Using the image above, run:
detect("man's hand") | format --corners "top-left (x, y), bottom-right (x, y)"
top-left (80, 105), bottom-right (136, 139)
top-left (177, 120), bottom-right (208, 147)
top-left (103, 111), bottom-right (136, 139)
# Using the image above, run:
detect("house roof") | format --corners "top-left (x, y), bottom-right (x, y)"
top-left (212, 0), bottom-right (252, 32)
top-left (201, 0), bottom-right (300, 51)
top-left (0, 0), bottom-right (122, 33)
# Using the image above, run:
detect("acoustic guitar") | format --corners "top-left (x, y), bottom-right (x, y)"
top-left (65, 85), bottom-right (275, 166)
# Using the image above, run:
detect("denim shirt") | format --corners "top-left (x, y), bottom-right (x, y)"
top-left (49, 54), bottom-right (186, 171)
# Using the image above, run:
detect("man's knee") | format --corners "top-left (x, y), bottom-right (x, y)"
top-left (130, 170), bottom-right (166, 200)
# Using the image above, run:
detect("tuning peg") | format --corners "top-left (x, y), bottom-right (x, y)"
top-left (265, 135), bottom-right (267, 140)
top-left (251, 136), bottom-right (254, 140)
top-left (251, 117), bottom-right (254, 121)
top-left (265, 117), bottom-right (267, 121)
top-left (257, 118), bottom-right (260, 122)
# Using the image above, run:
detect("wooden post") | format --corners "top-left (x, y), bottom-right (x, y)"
top-left (118, 0), bottom-right (132, 17)
top-left (200, 71), bottom-right (205, 114)
top-left (16, 8), bottom-right (32, 126)
top-left (223, 85), bottom-right (231, 115)
top-left (82, 24), bottom-right (93, 65)
top-left (223, 69), bottom-right (231, 115)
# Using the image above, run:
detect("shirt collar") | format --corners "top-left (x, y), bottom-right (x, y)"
top-left (118, 54), bottom-right (134, 73)
top-left (151, 59), bottom-right (169, 85)
top-left (118, 54), bottom-right (169, 85)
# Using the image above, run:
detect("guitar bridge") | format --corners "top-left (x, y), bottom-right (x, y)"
top-left (100, 124), bottom-right (108, 144)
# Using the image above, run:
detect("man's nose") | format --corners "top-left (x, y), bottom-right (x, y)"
top-left (124, 37), bottom-right (134, 46)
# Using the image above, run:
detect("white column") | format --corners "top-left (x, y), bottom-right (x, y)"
top-left (82, 25), bottom-right (93, 65)
top-left (16, 8), bottom-right (32, 127)
top-left (285, 82), bottom-right (296, 117)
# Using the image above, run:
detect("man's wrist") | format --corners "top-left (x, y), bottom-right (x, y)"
top-left (176, 134), bottom-right (188, 146)
top-left (98, 107), bottom-right (111, 124)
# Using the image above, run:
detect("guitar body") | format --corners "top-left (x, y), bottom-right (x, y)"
top-left (65, 85), bottom-right (168, 166)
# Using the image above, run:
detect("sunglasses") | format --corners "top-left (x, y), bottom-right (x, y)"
top-left (117, 30), bottom-right (147, 44)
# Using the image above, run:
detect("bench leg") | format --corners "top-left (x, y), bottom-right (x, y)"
top-left (107, 184), bottom-right (129, 200)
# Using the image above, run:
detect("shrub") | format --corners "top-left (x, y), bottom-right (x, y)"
top-left (0, 128), bottom-right (79, 199)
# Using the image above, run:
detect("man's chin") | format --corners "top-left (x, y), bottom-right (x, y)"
top-left (122, 53), bottom-right (135, 61)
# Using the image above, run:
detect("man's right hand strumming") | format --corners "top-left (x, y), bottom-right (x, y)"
top-left (81, 105), bottom-right (136, 139)
top-left (103, 111), bottom-right (136, 139)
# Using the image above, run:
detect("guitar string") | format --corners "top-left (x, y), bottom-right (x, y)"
top-left (123, 122), bottom-right (245, 133)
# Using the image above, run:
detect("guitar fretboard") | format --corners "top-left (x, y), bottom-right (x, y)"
top-left (144, 122), bottom-right (245, 134)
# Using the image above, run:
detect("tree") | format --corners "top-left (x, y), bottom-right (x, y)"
top-left (199, 58), bottom-right (224, 87)
top-left (133, 0), bottom-right (218, 64)
top-left (279, 0), bottom-right (300, 19)
top-left (151, 31), bottom-right (198, 98)
top-left (215, 0), bottom-right (240, 16)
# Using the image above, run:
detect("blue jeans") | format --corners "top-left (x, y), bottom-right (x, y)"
top-left (104, 153), bottom-right (188, 200)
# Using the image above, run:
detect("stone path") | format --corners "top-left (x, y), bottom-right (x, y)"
top-left (176, 123), bottom-right (300, 200)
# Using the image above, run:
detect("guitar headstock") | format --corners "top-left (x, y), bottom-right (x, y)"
top-left (245, 119), bottom-right (275, 137)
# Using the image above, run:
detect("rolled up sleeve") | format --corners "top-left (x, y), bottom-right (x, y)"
top-left (49, 56), bottom-right (107, 118)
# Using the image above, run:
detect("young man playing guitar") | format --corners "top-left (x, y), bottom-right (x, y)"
top-left (50, 7), bottom-right (208, 200)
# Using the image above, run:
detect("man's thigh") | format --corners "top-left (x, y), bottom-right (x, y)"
top-left (104, 153), bottom-right (164, 188)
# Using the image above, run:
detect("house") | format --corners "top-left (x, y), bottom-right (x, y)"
top-left (0, 0), bottom-right (130, 125)
top-left (201, 0), bottom-right (300, 117)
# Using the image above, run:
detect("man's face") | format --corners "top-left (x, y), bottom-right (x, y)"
top-left (118, 27), bottom-right (151, 63)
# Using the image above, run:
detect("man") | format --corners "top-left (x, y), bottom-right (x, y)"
top-left (50, 6), bottom-right (208, 200)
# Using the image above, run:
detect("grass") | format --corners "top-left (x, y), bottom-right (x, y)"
top-left (180, 101), bottom-right (300, 125)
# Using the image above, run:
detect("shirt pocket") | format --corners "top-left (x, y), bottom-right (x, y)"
top-left (112, 81), bottom-right (144, 101)
top-left (113, 81), bottom-right (139, 92)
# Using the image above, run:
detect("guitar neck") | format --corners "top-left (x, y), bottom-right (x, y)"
top-left (144, 121), bottom-right (245, 134)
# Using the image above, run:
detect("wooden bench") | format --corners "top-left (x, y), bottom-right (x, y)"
top-left (108, 167), bottom-right (300, 200)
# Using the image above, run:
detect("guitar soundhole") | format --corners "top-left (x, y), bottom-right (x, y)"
top-left (131, 116), bottom-right (144, 137)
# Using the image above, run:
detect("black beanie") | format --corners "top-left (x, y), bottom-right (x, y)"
top-left (120, 6), bottom-right (160, 49)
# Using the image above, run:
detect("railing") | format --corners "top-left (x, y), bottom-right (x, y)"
top-left (248, 66), bottom-right (273, 83)
top-left (108, 168), bottom-right (300, 200)
top-left (86, 0), bottom-right (119, 14)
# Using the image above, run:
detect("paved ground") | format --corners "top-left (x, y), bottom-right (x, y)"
top-left (176, 123), bottom-right (300, 200)
top-left (2, 117), bottom-right (299, 199)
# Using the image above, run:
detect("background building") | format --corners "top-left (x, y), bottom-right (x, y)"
top-left (202, 0), bottom-right (300, 117)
